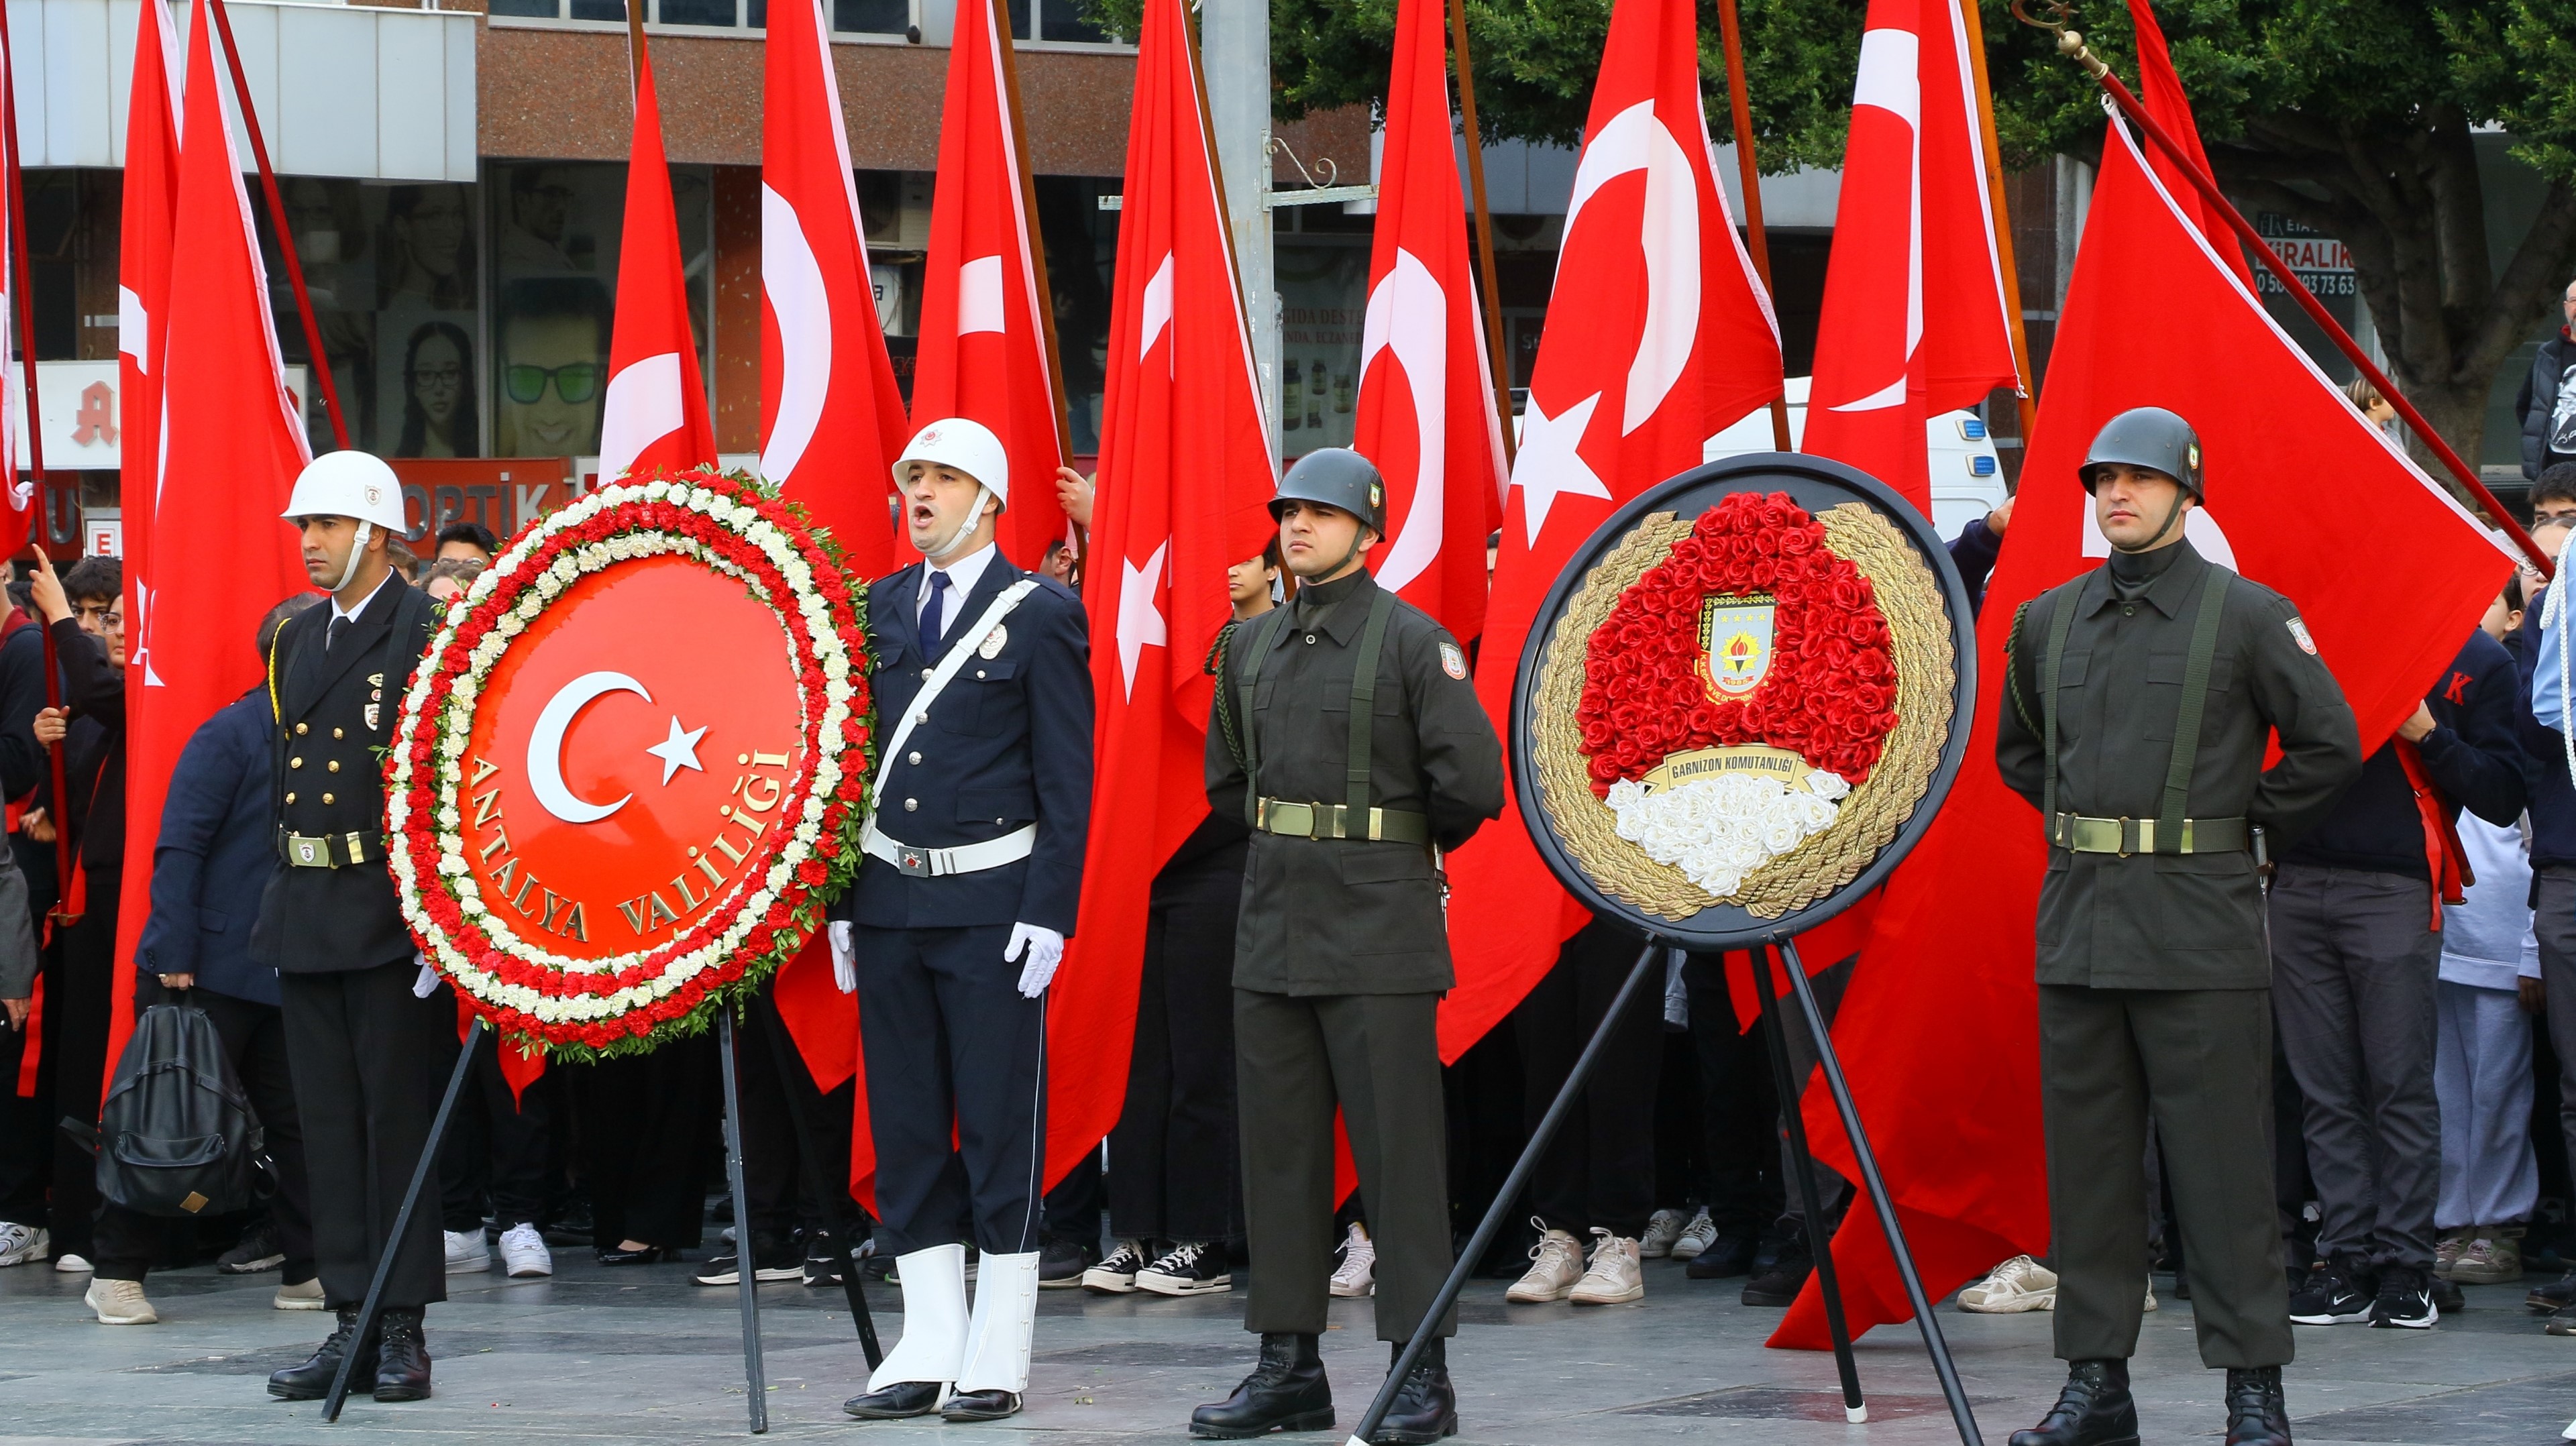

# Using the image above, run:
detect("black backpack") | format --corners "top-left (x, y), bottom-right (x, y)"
top-left (92, 1000), bottom-right (263, 1218)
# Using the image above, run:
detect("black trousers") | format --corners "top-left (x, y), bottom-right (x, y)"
top-left (1681, 958), bottom-right (1784, 1237)
top-left (97, 987), bottom-right (314, 1284)
top-left (570, 1032), bottom-right (713, 1250)
top-left (1514, 918), bottom-right (1665, 1240)
top-left (854, 922), bottom-right (1047, 1257)
top-left (281, 957), bottom-right (452, 1310)
top-left (735, 981), bottom-right (860, 1243)
top-left (439, 1036), bottom-right (553, 1233)
top-left (47, 869), bottom-right (117, 1260)
top-left (1107, 863), bottom-right (1242, 1243)
top-left (0, 934), bottom-right (62, 1229)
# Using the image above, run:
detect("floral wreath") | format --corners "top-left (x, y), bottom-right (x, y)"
top-left (385, 465), bottom-right (873, 1059)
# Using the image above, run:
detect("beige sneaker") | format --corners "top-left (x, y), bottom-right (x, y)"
top-left (1638, 1209), bottom-right (1689, 1260)
top-left (84, 1276), bottom-right (158, 1325)
top-left (1505, 1222), bottom-right (1585, 1303)
top-left (2435, 1228), bottom-right (2471, 1276)
top-left (1957, 1256), bottom-right (2057, 1314)
top-left (1570, 1229), bottom-right (1644, 1306)
top-left (274, 1276), bottom-right (326, 1311)
top-left (2143, 1278), bottom-right (2159, 1313)
top-left (2452, 1227), bottom-right (2525, 1285)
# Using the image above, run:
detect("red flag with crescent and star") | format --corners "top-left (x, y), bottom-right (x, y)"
top-left (596, 38), bottom-right (717, 482)
top-left (1348, 0), bottom-right (1505, 641)
top-left (1436, 0), bottom-right (1784, 1061)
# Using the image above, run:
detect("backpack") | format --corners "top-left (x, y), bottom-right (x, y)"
top-left (91, 1000), bottom-right (263, 1218)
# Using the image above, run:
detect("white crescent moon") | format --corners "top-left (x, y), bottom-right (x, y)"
top-left (528, 671), bottom-right (651, 824)
top-left (759, 182), bottom-right (833, 485)
top-left (1360, 247), bottom-right (1448, 596)
top-left (1561, 101), bottom-right (1702, 435)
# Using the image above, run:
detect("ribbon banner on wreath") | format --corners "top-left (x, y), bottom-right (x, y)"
top-left (388, 465), bottom-right (873, 1058)
top-left (1513, 455), bottom-right (1975, 947)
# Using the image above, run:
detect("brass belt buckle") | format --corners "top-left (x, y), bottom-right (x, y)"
top-left (2116, 816), bottom-right (2133, 859)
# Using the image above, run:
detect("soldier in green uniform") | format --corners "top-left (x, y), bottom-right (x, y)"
top-left (1996, 408), bottom-right (2362, 1446)
top-left (1190, 448), bottom-right (1503, 1445)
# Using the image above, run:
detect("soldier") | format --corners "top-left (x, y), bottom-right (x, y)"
top-left (256, 452), bottom-right (450, 1404)
top-left (833, 418), bottom-right (1093, 1425)
top-left (1191, 449), bottom-right (1503, 1445)
top-left (1997, 409), bottom-right (2362, 1446)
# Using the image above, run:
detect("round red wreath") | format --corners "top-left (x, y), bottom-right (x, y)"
top-left (1576, 492), bottom-right (1898, 797)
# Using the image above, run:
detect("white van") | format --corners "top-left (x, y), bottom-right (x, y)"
top-left (1700, 377), bottom-right (2008, 542)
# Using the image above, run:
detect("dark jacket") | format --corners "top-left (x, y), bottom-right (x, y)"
top-left (136, 692), bottom-right (282, 1005)
top-left (2512, 618), bottom-right (2576, 871)
top-left (1207, 567), bottom-right (1504, 995)
top-left (0, 617), bottom-right (57, 912)
top-left (2286, 630), bottom-right (2524, 878)
top-left (1998, 540), bottom-right (2363, 989)
top-left (1948, 514), bottom-right (2004, 617)
top-left (844, 553), bottom-right (1094, 936)
top-left (249, 573), bottom-right (440, 975)
top-left (39, 617), bottom-right (125, 871)
top-left (2521, 327), bottom-right (2576, 480)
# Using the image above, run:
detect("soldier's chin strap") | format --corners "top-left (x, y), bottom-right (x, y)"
top-left (1318, 524), bottom-right (1378, 583)
top-left (926, 488), bottom-right (996, 563)
top-left (2110, 494), bottom-right (2190, 554)
top-left (331, 522), bottom-right (376, 593)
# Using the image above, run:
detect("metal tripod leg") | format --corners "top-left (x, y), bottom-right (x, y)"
top-left (717, 1009), bottom-right (769, 1433)
top-left (1750, 944), bottom-right (1866, 1423)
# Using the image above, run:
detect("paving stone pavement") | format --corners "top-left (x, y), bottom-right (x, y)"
top-left (1, 1251), bottom-right (2569, 1443)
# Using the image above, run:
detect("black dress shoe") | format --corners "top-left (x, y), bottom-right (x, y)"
top-left (1190, 1332), bottom-right (1333, 1439)
top-left (1740, 1222), bottom-right (1814, 1306)
top-left (2007, 1358), bottom-right (2139, 1446)
top-left (595, 1244), bottom-right (678, 1266)
top-left (2223, 1365), bottom-right (2291, 1446)
top-left (844, 1379), bottom-right (946, 1419)
top-left (942, 1388), bottom-right (1022, 1422)
top-left (372, 1308), bottom-right (433, 1402)
top-left (1366, 1339), bottom-right (1458, 1445)
top-left (268, 1304), bottom-right (377, 1401)
top-left (1684, 1231), bottom-right (1759, 1280)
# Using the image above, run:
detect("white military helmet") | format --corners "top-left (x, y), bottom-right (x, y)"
top-left (892, 417), bottom-right (1009, 506)
top-left (282, 450), bottom-right (409, 533)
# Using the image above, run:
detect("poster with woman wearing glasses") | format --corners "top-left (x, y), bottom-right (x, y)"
top-left (376, 183), bottom-right (480, 457)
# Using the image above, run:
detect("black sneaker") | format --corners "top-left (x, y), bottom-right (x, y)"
top-left (2371, 1263), bottom-right (2437, 1329)
top-left (2529, 1268), bottom-right (2576, 1313)
top-left (1739, 1222), bottom-right (1812, 1307)
top-left (695, 1233), bottom-right (800, 1286)
top-left (2290, 1255), bottom-right (2377, 1325)
top-left (1038, 1233), bottom-right (1097, 1289)
top-left (218, 1223), bottom-right (284, 1275)
top-left (1083, 1238), bottom-right (1148, 1294)
top-left (1684, 1230), bottom-right (1758, 1280)
top-left (1136, 1239), bottom-right (1232, 1296)
top-left (2430, 1272), bottom-right (2463, 1316)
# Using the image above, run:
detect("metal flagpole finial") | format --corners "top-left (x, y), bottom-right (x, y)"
top-left (2010, 0), bottom-right (2108, 78)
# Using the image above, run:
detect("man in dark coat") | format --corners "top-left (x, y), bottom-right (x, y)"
top-left (2518, 279), bottom-right (2576, 479)
top-left (254, 452), bottom-right (445, 1405)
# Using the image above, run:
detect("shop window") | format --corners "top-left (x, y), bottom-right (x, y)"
top-left (488, 0), bottom-right (914, 33)
top-left (1004, 0), bottom-right (1109, 42)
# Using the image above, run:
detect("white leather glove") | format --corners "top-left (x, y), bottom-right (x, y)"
top-left (1004, 922), bottom-right (1064, 998)
top-left (411, 952), bottom-right (439, 999)
top-left (829, 920), bottom-right (856, 994)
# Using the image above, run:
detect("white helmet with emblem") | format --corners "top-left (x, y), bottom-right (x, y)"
top-left (282, 450), bottom-right (410, 533)
top-left (893, 417), bottom-right (1009, 506)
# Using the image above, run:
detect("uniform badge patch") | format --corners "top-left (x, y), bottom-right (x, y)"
top-left (2286, 616), bottom-right (2318, 655)
top-left (979, 624), bottom-right (1008, 659)
top-left (1439, 641), bottom-right (1467, 680)
top-left (364, 704), bottom-right (381, 730)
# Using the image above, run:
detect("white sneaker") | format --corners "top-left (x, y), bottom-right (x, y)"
top-left (273, 1276), bottom-right (326, 1311)
top-left (2143, 1278), bottom-right (2159, 1313)
top-left (1957, 1255), bottom-right (2057, 1314)
top-left (84, 1276), bottom-right (157, 1325)
top-left (498, 1223), bottom-right (553, 1278)
top-left (1329, 1223), bottom-right (1376, 1298)
top-left (0, 1221), bottom-right (46, 1268)
top-left (1638, 1209), bottom-right (1688, 1260)
top-left (1570, 1229), bottom-right (1644, 1306)
top-left (54, 1252), bottom-right (92, 1274)
top-left (444, 1229), bottom-right (492, 1274)
top-left (1672, 1207), bottom-right (1719, 1261)
top-left (1506, 1222), bottom-right (1585, 1304)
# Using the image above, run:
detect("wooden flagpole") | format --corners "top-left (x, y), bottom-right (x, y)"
top-left (1955, 0), bottom-right (2040, 444)
top-left (1447, 0), bottom-right (1516, 466)
top-left (1715, 0), bottom-right (1795, 451)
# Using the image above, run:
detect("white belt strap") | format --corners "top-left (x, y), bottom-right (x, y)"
top-left (873, 577), bottom-right (1040, 813)
top-left (863, 821), bottom-right (1038, 877)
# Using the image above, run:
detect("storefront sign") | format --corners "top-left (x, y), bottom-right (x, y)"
top-left (7, 362), bottom-right (309, 470)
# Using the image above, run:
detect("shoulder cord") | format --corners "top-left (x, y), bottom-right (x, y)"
top-left (2039, 584), bottom-right (2081, 832)
top-left (2153, 567), bottom-right (2233, 852)
top-left (1234, 607), bottom-right (1291, 827)
top-left (2003, 600), bottom-right (2038, 735)
top-left (1344, 590), bottom-right (1399, 816)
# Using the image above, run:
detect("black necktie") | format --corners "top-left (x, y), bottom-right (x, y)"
top-left (922, 571), bottom-right (953, 656)
top-left (327, 615), bottom-right (350, 654)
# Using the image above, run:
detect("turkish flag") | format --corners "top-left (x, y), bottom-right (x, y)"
top-left (759, 0), bottom-right (910, 1097)
top-left (1436, 0), bottom-right (1784, 1060)
top-left (1045, 0), bottom-right (1276, 1192)
top-left (1773, 100), bottom-right (2513, 1351)
top-left (598, 40), bottom-right (717, 482)
top-left (1348, 0), bottom-right (1505, 641)
top-left (100, 0), bottom-right (313, 1097)
top-left (2128, 0), bottom-right (2251, 289)
top-left (910, 0), bottom-right (1071, 570)
top-left (1801, 0), bottom-right (2020, 512)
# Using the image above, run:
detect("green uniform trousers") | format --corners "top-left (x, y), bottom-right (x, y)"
top-left (2041, 984), bottom-right (2294, 1369)
top-left (1235, 988), bottom-right (1454, 1341)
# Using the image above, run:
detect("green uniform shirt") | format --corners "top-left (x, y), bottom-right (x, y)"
top-left (1206, 568), bottom-right (1504, 995)
top-left (1996, 539), bottom-right (2362, 989)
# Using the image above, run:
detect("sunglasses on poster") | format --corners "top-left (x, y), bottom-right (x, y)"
top-left (502, 362), bottom-right (600, 406)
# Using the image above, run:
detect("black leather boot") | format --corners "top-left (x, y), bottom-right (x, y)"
top-left (1189, 1332), bottom-right (1332, 1439)
top-left (2224, 1366), bottom-right (2292, 1446)
top-left (268, 1305), bottom-right (378, 1401)
top-left (372, 1307), bottom-right (433, 1402)
top-left (843, 1380), bottom-right (945, 1419)
top-left (1366, 1338), bottom-right (1458, 1445)
top-left (2008, 1359), bottom-right (2139, 1446)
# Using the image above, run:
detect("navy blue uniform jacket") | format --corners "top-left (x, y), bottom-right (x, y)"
top-left (2288, 628), bottom-right (2524, 877)
top-left (844, 555), bottom-right (1093, 936)
top-left (136, 692), bottom-right (282, 1006)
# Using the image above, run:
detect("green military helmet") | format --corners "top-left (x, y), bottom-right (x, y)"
top-left (1272, 447), bottom-right (1387, 535)
top-left (2080, 406), bottom-right (2204, 503)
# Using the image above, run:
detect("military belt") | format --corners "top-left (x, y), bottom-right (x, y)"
top-left (1254, 797), bottom-right (1430, 844)
top-left (861, 821), bottom-right (1036, 878)
top-left (280, 830), bottom-right (371, 869)
top-left (2048, 813), bottom-right (2248, 856)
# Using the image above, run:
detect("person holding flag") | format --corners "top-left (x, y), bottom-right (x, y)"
top-left (1995, 410), bottom-right (2359, 1446)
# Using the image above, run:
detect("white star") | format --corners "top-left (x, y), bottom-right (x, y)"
top-left (1117, 541), bottom-right (1169, 702)
top-left (645, 716), bottom-right (708, 785)
top-left (1510, 390), bottom-right (1611, 547)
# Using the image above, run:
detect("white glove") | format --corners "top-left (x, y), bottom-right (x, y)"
top-left (829, 920), bottom-right (856, 994)
top-left (1004, 922), bottom-right (1063, 998)
top-left (411, 952), bottom-right (439, 999)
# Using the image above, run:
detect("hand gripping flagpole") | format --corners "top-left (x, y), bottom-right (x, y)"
top-left (2011, 0), bottom-right (2549, 579)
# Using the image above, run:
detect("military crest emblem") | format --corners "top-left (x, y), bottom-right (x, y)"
top-left (1699, 594), bottom-right (1776, 699)
top-left (1439, 641), bottom-right (1466, 679)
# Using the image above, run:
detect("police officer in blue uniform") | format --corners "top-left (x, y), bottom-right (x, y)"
top-left (834, 418), bottom-right (1093, 1426)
